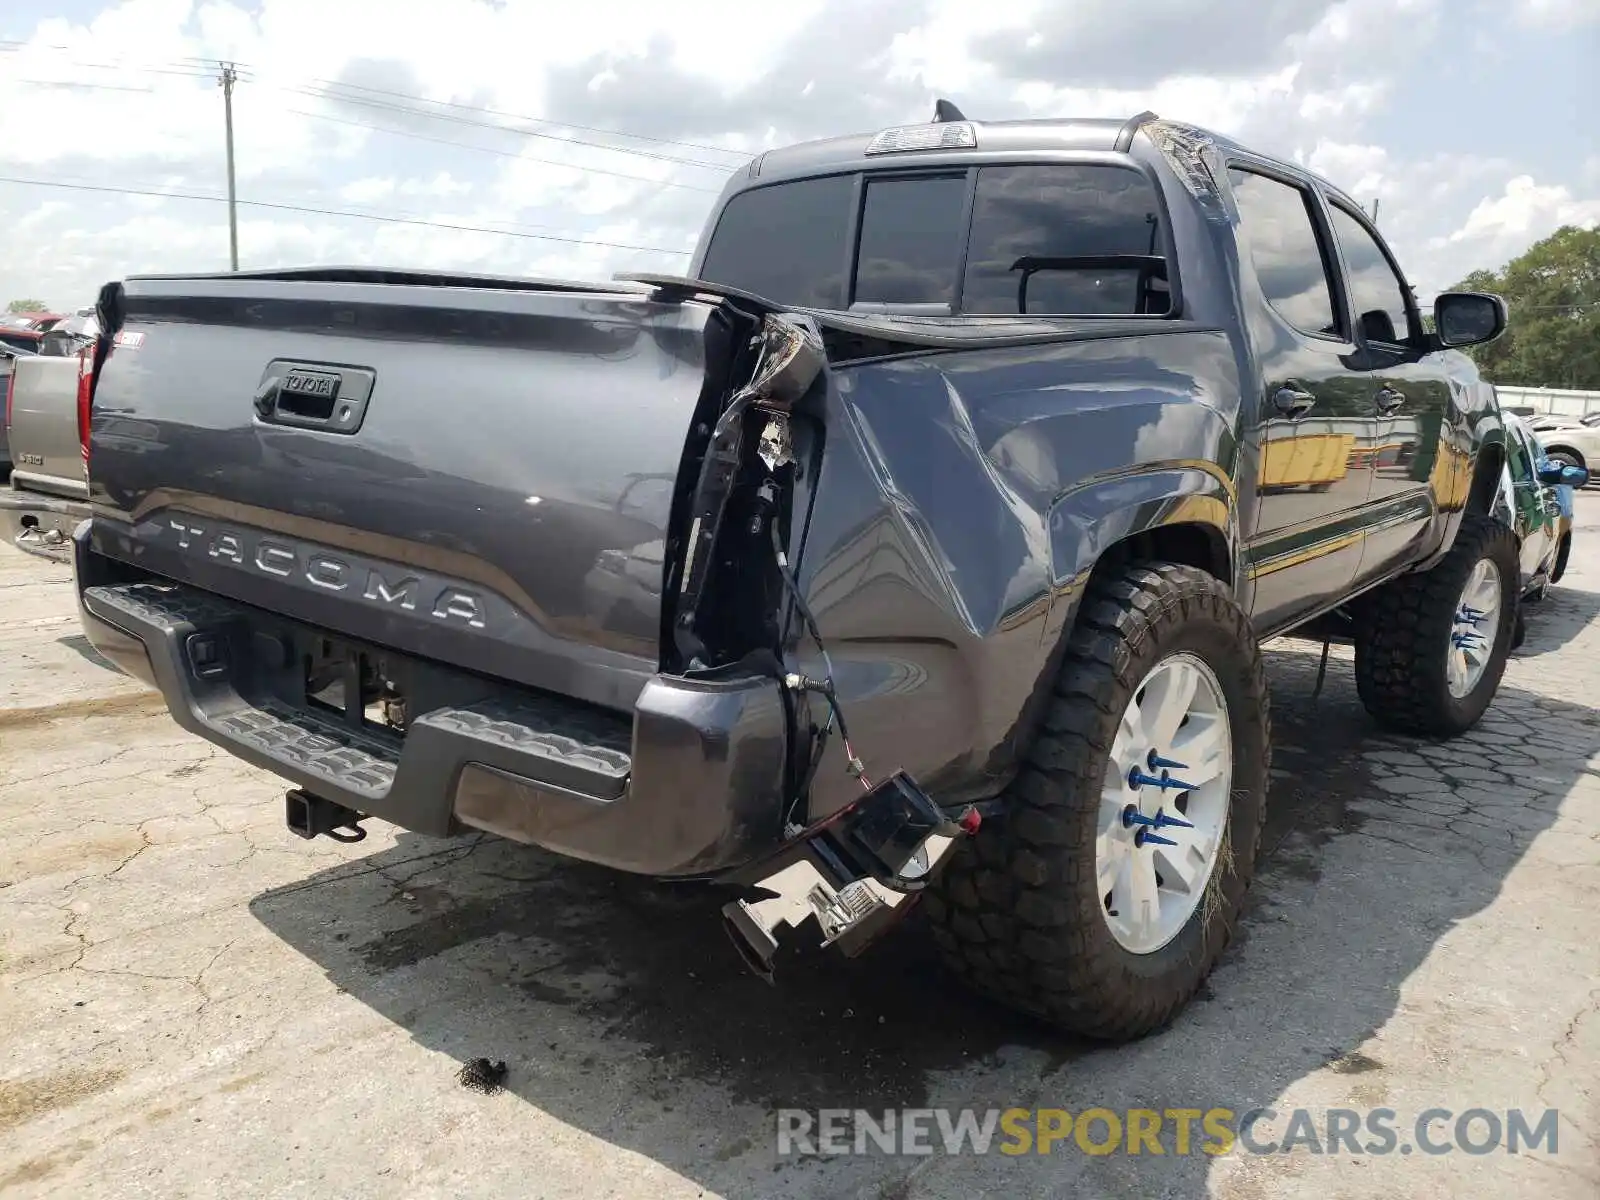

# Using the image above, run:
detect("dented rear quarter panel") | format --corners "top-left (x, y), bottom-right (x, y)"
top-left (792, 327), bottom-right (1244, 822)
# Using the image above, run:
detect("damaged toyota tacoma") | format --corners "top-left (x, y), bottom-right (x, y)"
top-left (73, 108), bottom-right (1517, 1041)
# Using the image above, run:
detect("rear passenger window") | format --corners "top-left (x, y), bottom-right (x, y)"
top-left (1507, 429), bottom-right (1534, 480)
top-left (961, 165), bottom-right (1171, 315)
top-left (698, 174), bottom-right (854, 309)
top-left (854, 175), bottom-right (967, 307)
top-left (1228, 169), bottom-right (1341, 339)
top-left (697, 163), bottom-right (1174, 316)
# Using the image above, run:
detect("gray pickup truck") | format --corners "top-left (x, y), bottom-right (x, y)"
top-left (73, 109), bottom-right (1520, 1041)
top-left (1, 350), bottom-right (93, 557)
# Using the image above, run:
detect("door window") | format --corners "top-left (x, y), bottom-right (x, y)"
top-left (1327, 204), bottom-right (1415, 346)
top-left (1228, 168), bottom-right (1341, 339)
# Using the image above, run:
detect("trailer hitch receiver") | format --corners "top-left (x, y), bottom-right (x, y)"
top-left (285, 788), bottom-right (367, 843)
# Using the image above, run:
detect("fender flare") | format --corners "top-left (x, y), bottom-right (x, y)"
top-left (1046, 462), bottom-right (1238, 594)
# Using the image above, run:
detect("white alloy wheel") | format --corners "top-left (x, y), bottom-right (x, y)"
top-left (1095, 652), bottom-right (1232, 955)
top-left (1447, 559), bottom-right (1503, 699)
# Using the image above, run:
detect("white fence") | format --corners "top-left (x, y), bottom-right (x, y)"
top-left (1494, 386), bottom-right (1600, 419)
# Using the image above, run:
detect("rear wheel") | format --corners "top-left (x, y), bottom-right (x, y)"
top-left (923, 563), bottom-right (1270, 1042)
top-left (1353, 514), bottom-right (1518, 736)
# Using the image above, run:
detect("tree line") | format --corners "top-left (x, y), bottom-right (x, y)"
top-left (1452, 225), bottom-right (1598, 392)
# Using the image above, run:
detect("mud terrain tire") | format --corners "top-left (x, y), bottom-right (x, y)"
top-left (1352, 514), bottom-right (1518, 737)
top-left (923, 562), bottom-right (1270, 1042)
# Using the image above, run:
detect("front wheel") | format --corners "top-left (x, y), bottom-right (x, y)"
top-left (1551, 533), bottom-right (1571, 584)
top-left (923, 563), bottom-right (1270, 1042)
top-left (1353, 514), bottom-right (1519, 736)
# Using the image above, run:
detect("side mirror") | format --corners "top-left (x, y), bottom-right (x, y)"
top-left (1537, 460), bottom-right (1590, 488)
top-left (1434, 291), bottom-right (1507, 348)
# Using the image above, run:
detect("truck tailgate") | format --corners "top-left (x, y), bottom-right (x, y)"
top-left (7, 354), bottom-right (88, 499)
top-left (87, 273), bottom-right (736, 712)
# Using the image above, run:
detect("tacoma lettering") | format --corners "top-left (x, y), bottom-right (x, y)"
top-left (158, 519), bottom-right (486, 627)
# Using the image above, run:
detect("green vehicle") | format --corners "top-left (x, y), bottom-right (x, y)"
top-left (1499, 411), bottom-right (1586, 645)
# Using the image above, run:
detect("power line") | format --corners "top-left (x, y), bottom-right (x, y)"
top-left (285, 107), bottom-right (724, 193)
top-left (0, 41), bottom-right (217, 80)
top-left (278, 82), bottom-right (739, 171)
top-left (2, 71), bottom-right (729, 195)
top-left (290, 73), bottom-right (752, 161)
top-left (1, 41), bottom-right (753, 167)
top-left (12, 165), bottom-right (652, 240)
top-left (0, 175), bottom-right (691, 255)
top-left (17, 79), bottom-right (155, 93)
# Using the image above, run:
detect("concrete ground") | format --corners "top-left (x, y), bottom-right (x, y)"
top-left (1, 507), bottom-right (1597, 1200)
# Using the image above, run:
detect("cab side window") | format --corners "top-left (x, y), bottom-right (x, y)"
top-left (1505, 426), bottom-right (1535, 482)
top-left (1228, 168), bottom-right (1341, 339)
top-left (1327, 204), bottom-right (1415, 347)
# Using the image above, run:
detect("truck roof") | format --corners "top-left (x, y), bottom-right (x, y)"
top-left (748, 115), bottom-right (1134, 181)
top-left (739, 109), bottom-right (1357, 211)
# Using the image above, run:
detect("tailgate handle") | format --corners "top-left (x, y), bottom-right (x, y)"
top-left (252, 362), bottom-right (376, 434)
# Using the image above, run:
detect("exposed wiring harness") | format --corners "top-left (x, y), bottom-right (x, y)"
top-left (768, 519), bottom-right (874, 832)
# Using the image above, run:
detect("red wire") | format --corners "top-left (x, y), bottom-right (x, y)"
top-left (842, 736), bottom-right (874, 791)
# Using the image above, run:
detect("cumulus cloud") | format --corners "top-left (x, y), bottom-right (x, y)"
top-left (1512, 0), bottom-right (1600, 29)
top-left (1421, 177), bottom-right (1600, 286)
top-left (0, 0), bottom-right (1591, 314)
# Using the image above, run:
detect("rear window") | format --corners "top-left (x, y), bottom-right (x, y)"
top-left (697, 174), bottom-right (854, 309)
top-left (854, 175), bottom-right (966, 307)
top-left (698, 163), bottom-right (1170, 317)
top-left (962, 165), bottom-right (1168, 316)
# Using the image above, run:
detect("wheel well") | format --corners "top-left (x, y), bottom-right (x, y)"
top-left (1466, 442), bottom-right (1506, 516)
top-left (1544, 443), bottom-right (1586, 468)
top-left (1096, 521), bottom-right (1233, 588)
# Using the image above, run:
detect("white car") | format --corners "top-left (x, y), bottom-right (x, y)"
top-left (1524, 415), bottom-right (1600, 482)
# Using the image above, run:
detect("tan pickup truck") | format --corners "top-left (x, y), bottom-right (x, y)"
top-left (1, 349), bottom-right (91, 558)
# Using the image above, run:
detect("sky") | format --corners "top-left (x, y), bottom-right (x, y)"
top-left (1, 0), bottom-right (1596, 312)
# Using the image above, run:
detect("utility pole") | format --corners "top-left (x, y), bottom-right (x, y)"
top-left (1369, 197), bottom-right (1380, 225)
top-left (219, 63), bottom-right (239, 271)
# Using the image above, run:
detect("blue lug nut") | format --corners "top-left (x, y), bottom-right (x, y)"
top-left (1147, 750), bottom-right (1189, 772)
top-left (1128, 768), bottom-right (1199, 792)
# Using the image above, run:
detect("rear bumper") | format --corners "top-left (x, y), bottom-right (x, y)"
top-left (73, 533), bottom-right (789, 878)
top-left (0, 487), bottom-right (90, 559)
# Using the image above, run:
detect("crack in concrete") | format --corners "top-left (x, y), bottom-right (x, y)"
top-left (1532, 985), bottom-right (1600, 1128)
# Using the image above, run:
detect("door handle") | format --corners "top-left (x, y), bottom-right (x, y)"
top-left (1273, 386), bottom-right (1316, 418)
top-left (1375, 386), bottom-right (1406, 415)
